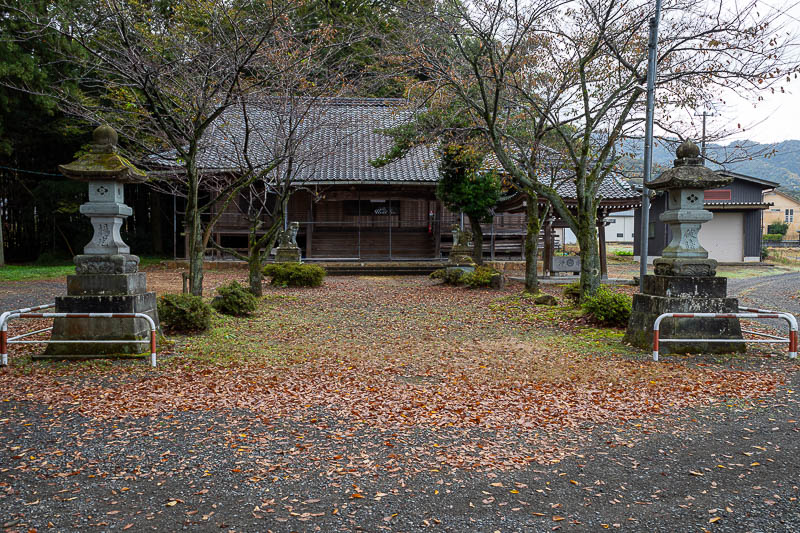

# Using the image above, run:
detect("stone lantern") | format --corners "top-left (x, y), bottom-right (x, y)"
top-left (624, 141), bottom-right (743, 353)
top-left (40, 125), bottom-right (159, 359)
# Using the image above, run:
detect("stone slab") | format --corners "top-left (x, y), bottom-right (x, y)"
top-left (624, 293), bottom-right (744, 354)
top-left (643, 275), bottom-right (727, 298)
top-left (67, 273), bottom-right (147, 296)
top-left (40, 292), bottom-right (159, 358)
top-left (551, 256), bottom-right (581, 273)
top-left (53, 292), bottom-right (156, 313)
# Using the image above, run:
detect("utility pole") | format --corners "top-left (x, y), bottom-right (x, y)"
top-left (638, 0), bottom-right (664, 292)
top-left (694, 110), bottom-right (715, 160)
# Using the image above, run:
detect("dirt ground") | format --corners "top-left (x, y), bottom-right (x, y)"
top-left (1, 270), bottom-right (799, 532)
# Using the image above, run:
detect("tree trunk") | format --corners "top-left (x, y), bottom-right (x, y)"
top-left (575, 208), bottom-right (601, 301)
top-left (524, 192), bottom-right (542, 293)
top-left (186, 176), bottom-right (205, 296)
top-left (248, 251), bottom-right (263, 297)
top-left (468, 213), bottom-right (484, 265)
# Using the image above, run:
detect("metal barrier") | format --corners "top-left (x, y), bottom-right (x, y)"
top-left (652, 312), bottom-right (798, 362)
top-left (1, 309), bottom-right (157, 367)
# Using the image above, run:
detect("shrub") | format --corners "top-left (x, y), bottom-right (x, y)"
top-left (462, 266), bottom-right (501, 288)
top-left (581, 287), bottom-right (632, 327)
top-left (562, 282), bottom-right (581, 305)
top-left (263, 263), bottom-right (326, 287)
top-left (211, 281), bottom-right (258, 316)
top-left (614, 249), bottom-right (633, 256)
top-left (764, 233), bottom-right (783, 242)
top-left (767, 222), bottom-right (789, 236)
top-left (157, 293), bottom-right (212, 332)
top-left (430, 268), bottom-right (466, 285)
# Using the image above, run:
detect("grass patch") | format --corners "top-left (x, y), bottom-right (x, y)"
top-left (0, 256), bottom-right (169, 282)
top-left (0, 264), bottom-right (76, 281)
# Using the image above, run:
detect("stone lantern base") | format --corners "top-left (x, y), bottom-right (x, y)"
top-left (37, 258), bottom-right (159, 359)
top-left (624, 274), bottom-right (744, 354)
top-left (275, 246), bottom-right (301, 263)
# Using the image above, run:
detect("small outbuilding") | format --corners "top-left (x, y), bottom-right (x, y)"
top-left (633, 171), bottom-right (778, 263)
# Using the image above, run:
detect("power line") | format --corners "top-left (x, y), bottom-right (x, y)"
top-left (0, 165), bottom-right (62, 177)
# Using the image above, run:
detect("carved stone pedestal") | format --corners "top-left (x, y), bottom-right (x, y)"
top-left (40, 273), bottom-right (158, 358)
top-left (448, 226), bottom-right (475, 266)
top-left (624, 274), bottom-right (744, 354)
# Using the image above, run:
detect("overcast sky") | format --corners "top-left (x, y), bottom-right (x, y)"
top-left (713, 1), bottom-right (800, 145)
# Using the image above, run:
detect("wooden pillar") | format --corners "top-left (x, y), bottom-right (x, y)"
top-left (307, 193), bottom-right (314, 258)
top-left (434, 200), bottom-right (442, 259)
top-left (598, 213), bottom-right (608, 280)
top-left (543, 215), bottom-right (553, 277)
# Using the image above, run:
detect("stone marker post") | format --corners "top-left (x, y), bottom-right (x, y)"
top-left (39, 125), bottom-right (160, 359)
top-left (624, 141), bottom-right (743, 353)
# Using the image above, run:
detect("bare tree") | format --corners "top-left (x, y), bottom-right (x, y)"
top-left (4, 0), bottom-right (353, 295)
top-left (399, 0), bottom-right (798, 298)
top-left (195, 95), bottom-right (356, 296)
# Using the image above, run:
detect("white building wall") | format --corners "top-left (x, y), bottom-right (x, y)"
top-left (604, 210), bottom-right (635, 243)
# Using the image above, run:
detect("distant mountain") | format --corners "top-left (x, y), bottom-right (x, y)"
top-left (618, 139), bottom-right (800, 199)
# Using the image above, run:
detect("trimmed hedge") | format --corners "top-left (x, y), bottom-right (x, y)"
top-left (263, 263), bottom-right (326, 287)
top-left (430, 268), bottom-right (466, 284)
top-left (212, 281), bottom-right (258, 316)
top-left (581, 287), bottom-right (632, 327)
top-left (157, 293), bottom-right (212, 332)
top-left (764, 233), bottom-right (784, 242)
top-left (431, 266), bottom-right (502, 288)
top-left (463, 266), bottom-right (501, 288)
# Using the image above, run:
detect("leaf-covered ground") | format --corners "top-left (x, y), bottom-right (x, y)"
top-left (1, 273), bottom-right (798, 531)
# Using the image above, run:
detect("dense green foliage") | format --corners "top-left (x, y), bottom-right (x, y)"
top-left (157, 293), bottom-right (212, 332)
top-left (430, 267), bottom-right (466, 284)
top-left (430, 266), bottom-right (501, 288)
top-left (211, 281), bottom-right (258, 316)
top-left (462, 266), bottom-right (501, 288)
top-left (263, 263), bottom-right (326, 287)
top-left (436, 144), bottom-right (501, 225)
top-left (614, 249), bottom-right (633, 256)
top-left (581, 288), bottom-right (632, 327)
top-left (767, 222), bottom-right (789, 236)
top-left (764, 233), bottom-right (784, 242)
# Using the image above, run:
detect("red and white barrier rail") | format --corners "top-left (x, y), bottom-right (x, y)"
top-left (0, 303), bottom-right (55, 366)
top-left (653, 312), bottom-right (798, 362)
top-left (1, 310), bottom-right (157, 367)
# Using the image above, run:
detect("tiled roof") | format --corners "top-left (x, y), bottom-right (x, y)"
top-left (148, 97), bottom-right (640, 201)
top-left (149, 98), bottom-right (441, 183)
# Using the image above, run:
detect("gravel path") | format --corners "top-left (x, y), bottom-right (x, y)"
top-left (728, 272), bottom-right (800, 317)
top-left (0, 280), bottom-right (64, 312)
top-left (1, 374), bottom-right (798, 532)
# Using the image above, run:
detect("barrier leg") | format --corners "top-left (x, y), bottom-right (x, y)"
top-left (652, 329), bottom-right (659, 362)
top-left (1, 329), bottom-right (7, 366)
top-left (790, 330), bottom-right (798, 359)
top-left (150, 329), bottom-right (157, 368)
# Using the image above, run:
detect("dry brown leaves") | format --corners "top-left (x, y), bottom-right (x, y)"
top-left (0, 273), bottom-right (790, 473)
